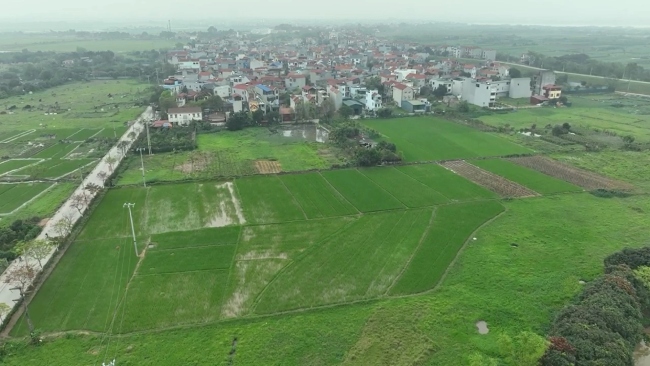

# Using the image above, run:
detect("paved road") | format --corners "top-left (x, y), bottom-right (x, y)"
top-left (0, 107), bottom-right (153, 323)
top-left (500, 61), bottom-right (650, 86)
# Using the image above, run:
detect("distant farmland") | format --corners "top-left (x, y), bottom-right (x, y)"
top-left (363, 117), bottom-right (532, 161)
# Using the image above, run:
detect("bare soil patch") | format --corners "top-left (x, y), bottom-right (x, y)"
top-left (175, 152), bottom-right (212, 174)
top-left (508, 156), bottom-right (633, 191)
top-left (440, 160), bottom-right (539, 198)
top-left (255, 160), bottom-right (281, 174)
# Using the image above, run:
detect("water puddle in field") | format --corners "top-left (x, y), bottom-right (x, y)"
top-left (476, 321), bottom-right (489, 335)
top-left (279, 124), bottom-right (328, 143)
top-left (207, 182), bottom-right (246, 227)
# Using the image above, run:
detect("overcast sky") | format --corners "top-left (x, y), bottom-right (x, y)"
top-left (1, 0), bottom-right (648, 27)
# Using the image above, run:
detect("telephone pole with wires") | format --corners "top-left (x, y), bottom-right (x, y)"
top-left (123, 203), bottom-right (138, 256)
top-left (135, 147), bottom-right (146, 187)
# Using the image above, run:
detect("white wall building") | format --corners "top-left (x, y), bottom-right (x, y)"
top-left (365, 90), bottom-right (383, 111)
top-left (168, 107), bottom-right (203, 126)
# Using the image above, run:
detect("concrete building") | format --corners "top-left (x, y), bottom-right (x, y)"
top-left (392, 83), bottom-right (414, 105)
top-left (168, 107), bottom-right (203, 126)
top-left (401, 100), bottom-right (426, 113)
top-left (509, 78), bottom-right (532, 98)
top-left (532, 70), bottom-right (556, 95)
top-left (430, 78), bottom-right (453, 95)
top-left (285, 73), bottom-right (307, 89)
top-left (482, 49), bottom-right (497, 61)
top-left (213, 85), bottom-right (231, 99)
top-left (462, 80), bottom-right (496, 108)
top-left (365, 90), bottom-right (383, 111)
top-left (543, 85), bottom-right (563, 99)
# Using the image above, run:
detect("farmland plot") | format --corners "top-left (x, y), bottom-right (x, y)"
top-left (471, 159), bottom-right (582, 194)
top-left (12, 238), bottom-right (138, 335)
top-left (509, 155), bottom-right (634, 190)
top-left (389, 201), bottom-right (505, 295)
top-left (363, 117), bottom-right (531, 161)
top-left (0, 159), bottom-right (39, 175)
top-left (14, 158), bottom-right (96, 179)
top-left (321, 169), bottom-right (405, 212)
top-left (254, 210), bottom-right (433, 313)
top-left (441, 161), bottom-right (538, 198)
top-left (359, 167), bottom-right (448, 207)
top-left (143, 182), bottom-right (245, 234)
top-left (222, 217), bottom-right (354, 318)
top-left (150, 226), bottom-right (241, 250)
top-left (279, 173), bottom-right (358, 218)
top-left (396, 164), bottom-right (497, 201)
top-left (235, 175), bottom-right (305, 224)
top-left (31, 142), bottom-right (81, 159)
top-left (140, 245), bottom-right (236, 275)
top-left (118, 270), bottom-right (229, 332)
top-left (70, 128), bottom-right (103, 140)
top-left (0, 182), bottom-right (52, 214)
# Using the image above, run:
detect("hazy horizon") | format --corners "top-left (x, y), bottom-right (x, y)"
top-left (2, 0), bottom-right (649, 30)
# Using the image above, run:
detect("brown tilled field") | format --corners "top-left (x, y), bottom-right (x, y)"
top-left (440, 160), bottom-right (539, 198)
top-left (508, 156), bottom-right (634, 191)
top-left (255, 160), bottom-right (282, 174)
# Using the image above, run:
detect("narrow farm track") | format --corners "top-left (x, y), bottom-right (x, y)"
top-left (508, 156), bottom-right (634, 191)
top-left (440, 161), bottom-right (539, 198)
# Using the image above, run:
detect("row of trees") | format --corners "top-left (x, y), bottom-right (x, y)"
top-left (540, 246), bottom-right (650, 365)
top-left (500, 51), bottom-right (650, 82)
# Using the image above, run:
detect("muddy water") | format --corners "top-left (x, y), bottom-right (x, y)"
top-left (476, 321), bottom-right (489, 335)
top-left (280, 125), bottom-right (328, 143)
top-left (636, 340), bottom-right (650, 366)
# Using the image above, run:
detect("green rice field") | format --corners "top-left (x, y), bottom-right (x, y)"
top-left (11, 158), bottom-right (96, 179)
top-left (363, 117), bottom-right (532, 161)
top-left (0, 182), bottom-right (52, 214)
top-left (0, 159), bottom-right (39, 175)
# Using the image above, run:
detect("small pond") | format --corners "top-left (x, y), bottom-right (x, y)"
top-left (279, 124), bottom-right (328, 143)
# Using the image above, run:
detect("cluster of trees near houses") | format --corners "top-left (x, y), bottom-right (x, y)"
top-left (330, 123), bottom-right (402, 167)
top-left (0, 49), bottom-right (173, 100)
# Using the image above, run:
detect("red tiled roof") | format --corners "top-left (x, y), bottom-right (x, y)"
top-left (393, 83), bottom-right (409, 90)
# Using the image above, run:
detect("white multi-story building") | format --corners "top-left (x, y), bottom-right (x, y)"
top-left (365, 90), bottom-right (383, 111)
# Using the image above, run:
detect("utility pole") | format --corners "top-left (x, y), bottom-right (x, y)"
top-left (145, 122), bottom-right (152, 155)
top-left (113, 125), bottom-right (117, 139)
top-left (136, 148), bottom-right (146, 187)
top-left (123, 203), bottom-right (138, 257)
top-left (11, 286), bottom-right (34, 333)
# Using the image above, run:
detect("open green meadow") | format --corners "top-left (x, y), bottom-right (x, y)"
top-left (363, 117), bottom-right (532, 161)
top-left (470, 159), bottom-right (582, 194)
top-left (0, 80), bottom-right (147, 132)
top-left (480, 101), bottom-right (650, 142)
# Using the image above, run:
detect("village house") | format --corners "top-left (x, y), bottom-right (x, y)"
top-left (168, 107), bottom-right (203, 126)
top-left (392, 83), bottom-right (414, 105)
top-left (285, 73), bottom-right (307, 89)
top-left (365, 90), bottom-right (383, 111)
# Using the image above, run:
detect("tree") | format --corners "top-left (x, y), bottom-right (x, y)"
top-left (458, 100), bottom-right (471, 113)
top-left (295, 101), bottom-right (315, 122)
top-left (339, 104), bottom-right (353, 120)
top-left (623, 135), bottom-right (635, 144)
top-left (117, 140), bottom-right (129, 155)
top-left (251, 109), bottom-right (264, 125)
top-left (509, 67), bottom-right (522, 78)
top-left (52, 212), bottom-right (75, 239)
top-left (226, 111), bottom-right (250, 131)
top-left (354, 147), bottom-right (382, 167)
top-left (158, 90), bottom-right (176, 115)
top-left (15, 239), bottom-right (53, 269)
top-left (419, 85), bottom-right (433, 97)
top-left (201, 95), bottom-right (223, 112)
top-left (70, 194), bottom-right (86, 215)
top-left (3, 262), bottom-right (37, 333)
top-left (105, 156), bottom-right (117, 171)
top-left (319, 98), bottom-right (336, 122)
top-left (377, 108), bottom-right (393, 118)
top-left (0, 302), bottom-right (10, 321)
top-left (267, 111), bottom-right (281, 125)
top-left (433, 85), bottom-right (448, 99)
top-left (85, 182), bottom-right (102, 198)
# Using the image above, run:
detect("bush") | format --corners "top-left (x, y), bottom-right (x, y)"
top-left (540, 247), bottom-right (650, 366)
